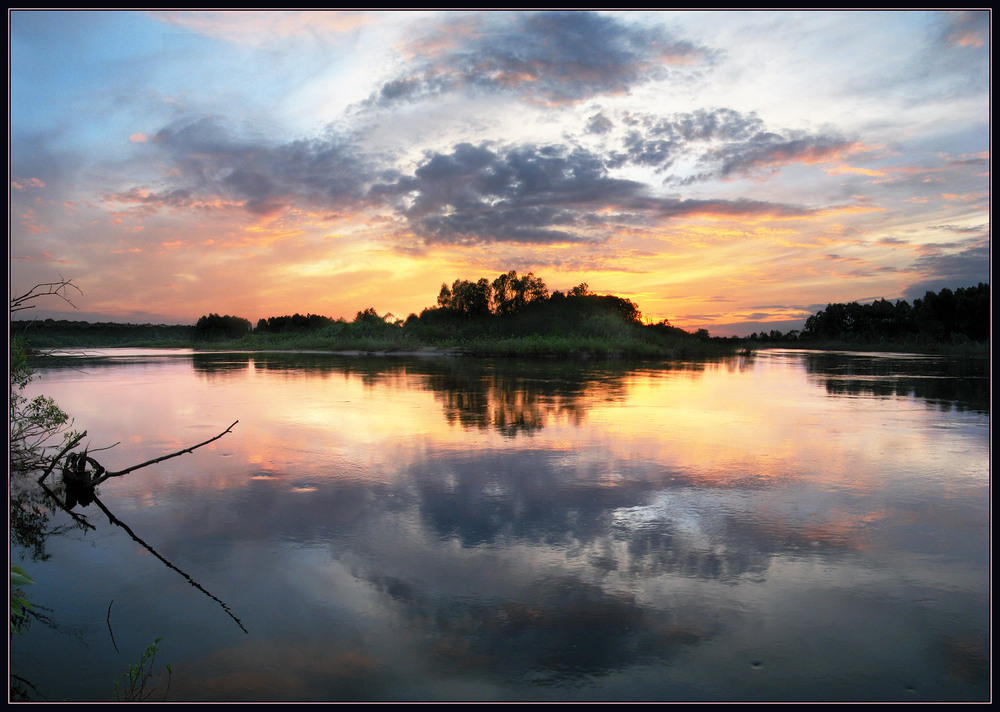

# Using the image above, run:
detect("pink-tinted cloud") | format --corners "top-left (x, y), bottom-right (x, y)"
top-left (150, 10), bottom-right (375, 45)
top-left (11, 177), bottom-right (45, 190)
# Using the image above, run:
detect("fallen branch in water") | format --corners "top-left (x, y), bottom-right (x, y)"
top-left (32, 421), bottom-right (247, 633)
top-left (44, 421), bottom-right (238, 490)
top-left (90, 420), bottom-right (239, 486)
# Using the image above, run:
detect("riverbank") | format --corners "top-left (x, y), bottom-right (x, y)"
top-left (748, 339), bottom-right (989, 356)
top-left (13, 321), bottom-right (987, 358)
top-left (203, 331), bottom-right (741, 359)
top-left (18, 331), bottom-right (987, 359)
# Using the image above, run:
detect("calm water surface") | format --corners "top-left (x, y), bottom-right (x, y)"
top-left (11, 349), bottom-right (990, 701)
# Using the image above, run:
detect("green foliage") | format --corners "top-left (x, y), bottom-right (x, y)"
top-left (10, 566), bottom-right (34, 634)
top-left (354, 306), bottom-right (383, 324)
top-left (113, 638), bottom-right (172, 702)
top-left (444, 277), bottom-right (494, 316)
top-left (491, 270), bottom-right (549, 316)
top-left (10, 328), bottom-right (86, 564)
top-left (9, 335), bottom-right (75, 478)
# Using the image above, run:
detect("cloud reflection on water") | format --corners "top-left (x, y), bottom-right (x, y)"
top-left (17, 350), bottom-right (990, 701)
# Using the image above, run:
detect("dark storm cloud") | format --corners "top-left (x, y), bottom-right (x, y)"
top-left (112, 117), bottom-right (376, 216)
top-left (608, 108), bottom-right (854, 181)
top-left (366, 11), bottom-right (711, 107)
top-left (110, 114), bottom-right (817, 247)
top-left (902, 237), bottom-right (990, 301)
top-left (371, 142), bottom-right (632, 245)
top-left (373, 142), bottom-right (813, 246)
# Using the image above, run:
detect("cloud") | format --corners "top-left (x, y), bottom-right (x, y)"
top-left (107, 116), bottom-right (819, 249)
top-left (902, 235), bottom-right (990, 300)
top-left (940, 10), bottom-right (989, 49)
top-left (10, 177), bottom-right (46, 190)
top-left (373, 141), bottom-right (813, 246)
top-left (606, 108), bottom-right (856, 182)
top-left (585, 112), bottom-right (614, 135)
top-left (366, 11), bottom-right (711, 108)
top-left (706, 133), bottom-right (856, 179)
top-left (109, 116), bottom-right (376, 217)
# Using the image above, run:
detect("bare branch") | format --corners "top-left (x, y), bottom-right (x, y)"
top-left (91, 421), bottom-right (239, 485)
top-left (10, 278), bottom-right (82, 314)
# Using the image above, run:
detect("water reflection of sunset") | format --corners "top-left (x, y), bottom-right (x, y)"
top-left (19, 350), bottom-right (988, 701)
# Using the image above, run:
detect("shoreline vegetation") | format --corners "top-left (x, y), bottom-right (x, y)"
top-left (10, 275), bottom-right (989, 359)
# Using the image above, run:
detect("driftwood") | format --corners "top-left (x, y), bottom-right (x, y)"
top-left (40, 421), bottom-right (239, 490)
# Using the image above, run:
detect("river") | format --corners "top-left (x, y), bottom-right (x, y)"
top-left (10, 348), bottom-right (990, 701)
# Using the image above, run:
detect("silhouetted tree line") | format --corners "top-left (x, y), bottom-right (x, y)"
top-left (749, 283), bottom-right (989, 344)
top-left (218, 271), bottom-right (656, 341)
top-left (437, 270), bottom-right (555, 317)
top-left (431, 271), bottom-right (644, 324)
top-left (254, 313), bottom-right (337, 334)
top-left (194, 313), bottom-right (252, 341)
top-left (24, 271), bottom-right (727, 356)
top-left (179, 268), bottom-right (748, 363)
top-left (10, 319), bottom-right (195, 347)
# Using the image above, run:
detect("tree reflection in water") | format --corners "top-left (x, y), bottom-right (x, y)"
top-left (799, 350), bottom-right (989, 413)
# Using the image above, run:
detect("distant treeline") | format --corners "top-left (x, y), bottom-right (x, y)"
top-left (13, 277), bottom-right (988, 354)
top-left (747, 283), bottom-right (989, 345)
top-left (10, 319), bottom-right (194, 348)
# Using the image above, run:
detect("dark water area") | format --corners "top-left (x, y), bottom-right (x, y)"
top-left (10, 349), bottom-right (990, 701)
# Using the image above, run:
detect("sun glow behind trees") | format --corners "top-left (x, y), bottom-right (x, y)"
top-left (9, 11), bottom-right (989, 336)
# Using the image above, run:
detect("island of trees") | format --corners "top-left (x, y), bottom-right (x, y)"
top-left (10, 273), bottom-right (989, 357)
top-left (190, 271), bottom-right (714, 358)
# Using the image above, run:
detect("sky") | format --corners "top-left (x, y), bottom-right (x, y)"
top-left (8, 10), bottom-right (990, 336)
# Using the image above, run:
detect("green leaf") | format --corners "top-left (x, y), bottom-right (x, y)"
top-left (10, 566), bottom-right (34, 588)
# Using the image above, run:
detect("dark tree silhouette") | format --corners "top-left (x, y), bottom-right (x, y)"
top-left (194, 314), bottom-right (252, 341)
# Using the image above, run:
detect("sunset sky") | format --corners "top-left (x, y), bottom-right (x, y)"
top-left (9, 10), bottom-right (990, 335)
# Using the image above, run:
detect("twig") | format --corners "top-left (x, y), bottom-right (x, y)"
top-left (10, 278), bottom-right (81, 313)
top-left (107, 600), bottom-right (120, 653)
top-left (87, 441), bottom-right (121, 454)
top-left (91, 421), bottom-right (238, 485)
top-left (10, 673), bottom-right (47, 701)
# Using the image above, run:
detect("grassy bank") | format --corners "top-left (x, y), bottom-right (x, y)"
top-left (218, 323), bottom-right (739, 359)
